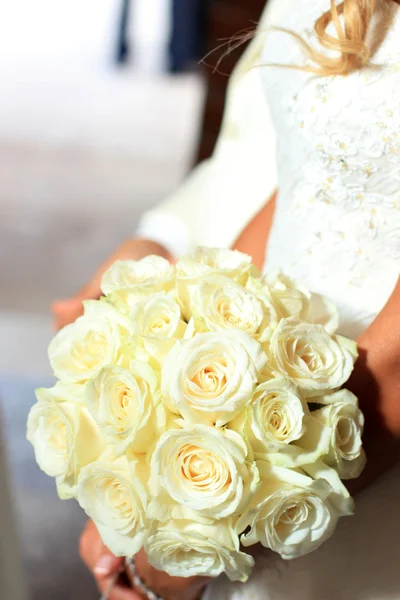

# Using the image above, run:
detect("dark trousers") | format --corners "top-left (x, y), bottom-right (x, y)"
top-left (169, 0), bottom-right (208, 72)
top-left (115, 0), bottom-right (131, 64)
top-left (115, 0), bottom-right (208, 71)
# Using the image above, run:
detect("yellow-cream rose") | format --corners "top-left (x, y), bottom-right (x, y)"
top-left (313, 389), bottom-right (366, 479)
top-left (176, 247), bottom-right (258, 317)
top-left (130, 293), bottom-right (187, 364)
top-left (262, 271), bottom-right (309, 320)
top-left (145, 518), bottom-right (254, 582)
top-left (301, 293), bottom-right (340, 335)
top-left (244, 378), bottom-right (307, 450)
top-left (238, 461), bottom-right (354, 560)
top-left (49, 314), bottom-right (124, 384)
top-left (161, 331), bottom-right (267, 426)
top-left (190, 275), bottom-right (276, 342)
top-left (149, 425), bottom-right (259, 519)
top-left (268, 319), bottom-right (358, 397)
top-left (101, 256), bottom-right (175, 308)
top-left (86, 361), bottom-right (166, 455)
top-left (27, 384), bottom-right (105, 499)
top-left (77, 454), bottom-right (149, 556)
top-left (257, 271), bottom-right (339, 334)
top-left (83, 298), bottom-right (133, 332)
top-left (229, 378), bottom-right (331, 468)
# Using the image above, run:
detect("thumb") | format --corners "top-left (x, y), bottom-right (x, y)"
top-left (94, 552), bottom-right (124, 579)
top-left (51, 297), bottom-right (87, 331)
top-left (94, 553), bottom-right (132, 600)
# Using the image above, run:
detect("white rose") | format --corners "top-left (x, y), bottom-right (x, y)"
top-left (83, 299), bottom-right (133, 333)
top-left (301, 293), bottom-right (340, 335)
top-left (313, 389), bottom-right (366, 479)
top-left (130, 293), bottom-right (187, 364)
top-left (229, 378), bottom-right (331, 468)
top-left (27, 384), bottom-right (105, 499)
top-left (83, 299), bottom-right (150, 367)
top-left (262, 270), bottom-right (309, 320)
top-left (268, 319), bottom-right (358, 397)
top-left (77, 454), bottom-right (149, 557)
top-left (49, 314), bottom-right (124, 383)
top-left (178, 247), bottom-right (256, 283)
top-left (101, 256), bottom-right (175, 308)
top-left (86, 361), bottom-right (166, 454)
top-left (161, 331), bottom-right (267, 426)
top-left (145, 519), bottom-right (254, 582)
top-left (262, 271), bottom-right (339, 334)
top-left (191, 275), bottom-right (276, 342)
top-left (238, 461), bottom-right (354, 560)
top-left (244, 378), bottom-right (307, 449)
top-left (176, 247), bottom-right (258, 317)
top-left (149, 425), bottom-right (259, 520)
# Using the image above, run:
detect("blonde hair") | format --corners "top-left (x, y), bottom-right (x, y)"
top-left (213, 0), bottom-right (394, 76)
top-left (303, 0), bottom-right (379, 75)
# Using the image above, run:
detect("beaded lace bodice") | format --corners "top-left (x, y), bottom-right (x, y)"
top-left (263, 0), bottom-right (400, 338)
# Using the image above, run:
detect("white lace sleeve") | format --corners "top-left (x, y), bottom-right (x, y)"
top-left (136, 2), bottom-right (277, 257)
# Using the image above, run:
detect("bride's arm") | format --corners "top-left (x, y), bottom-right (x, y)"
top-left (233, 191), bottom-right (277, 269)
top-left (346, 279), bottom-right (400, 493)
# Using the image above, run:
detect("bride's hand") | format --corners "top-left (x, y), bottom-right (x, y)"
top-left (80, 520), bottom-right (210, 600)
top-left (51, 238), bottom-right (173, 331)
top-left (132, 548), bottom-right (210, 600)
top-left (80, 520), bottom-right (141, 600)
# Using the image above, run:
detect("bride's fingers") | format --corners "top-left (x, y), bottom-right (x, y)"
top-left (94, 554), bottom-right (123, 578)
top-left (95, 561), bottom-right (144, 600)
top-left (52, 298), bottom-right (85, 330)
top-left (79, 521), bottom-right (139, 599)
top-left (134, 548), bottom-right (210, 600)
top-left (97, 567), bottom-right (142, 600)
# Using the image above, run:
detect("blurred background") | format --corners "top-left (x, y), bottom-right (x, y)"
top-left (0, 0), bottom-right (265, 598)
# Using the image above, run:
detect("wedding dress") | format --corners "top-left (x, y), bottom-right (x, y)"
top-left (138, 1), bottom-right (400, 598)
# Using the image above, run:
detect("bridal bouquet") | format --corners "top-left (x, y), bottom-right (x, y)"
top-left (27, 247), bottom-right (366, 582)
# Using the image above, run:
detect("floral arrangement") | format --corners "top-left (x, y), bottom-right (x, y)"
top-left (27, 247), bottom-right (365, 582)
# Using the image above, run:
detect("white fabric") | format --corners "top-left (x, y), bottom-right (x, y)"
top-left (136, 211), bottom-right (193, 257)
top-left (203, 0), bottom-right (400, 599)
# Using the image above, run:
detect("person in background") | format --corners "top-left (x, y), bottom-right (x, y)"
top-left (53, 1), bottom-right (400, 600)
